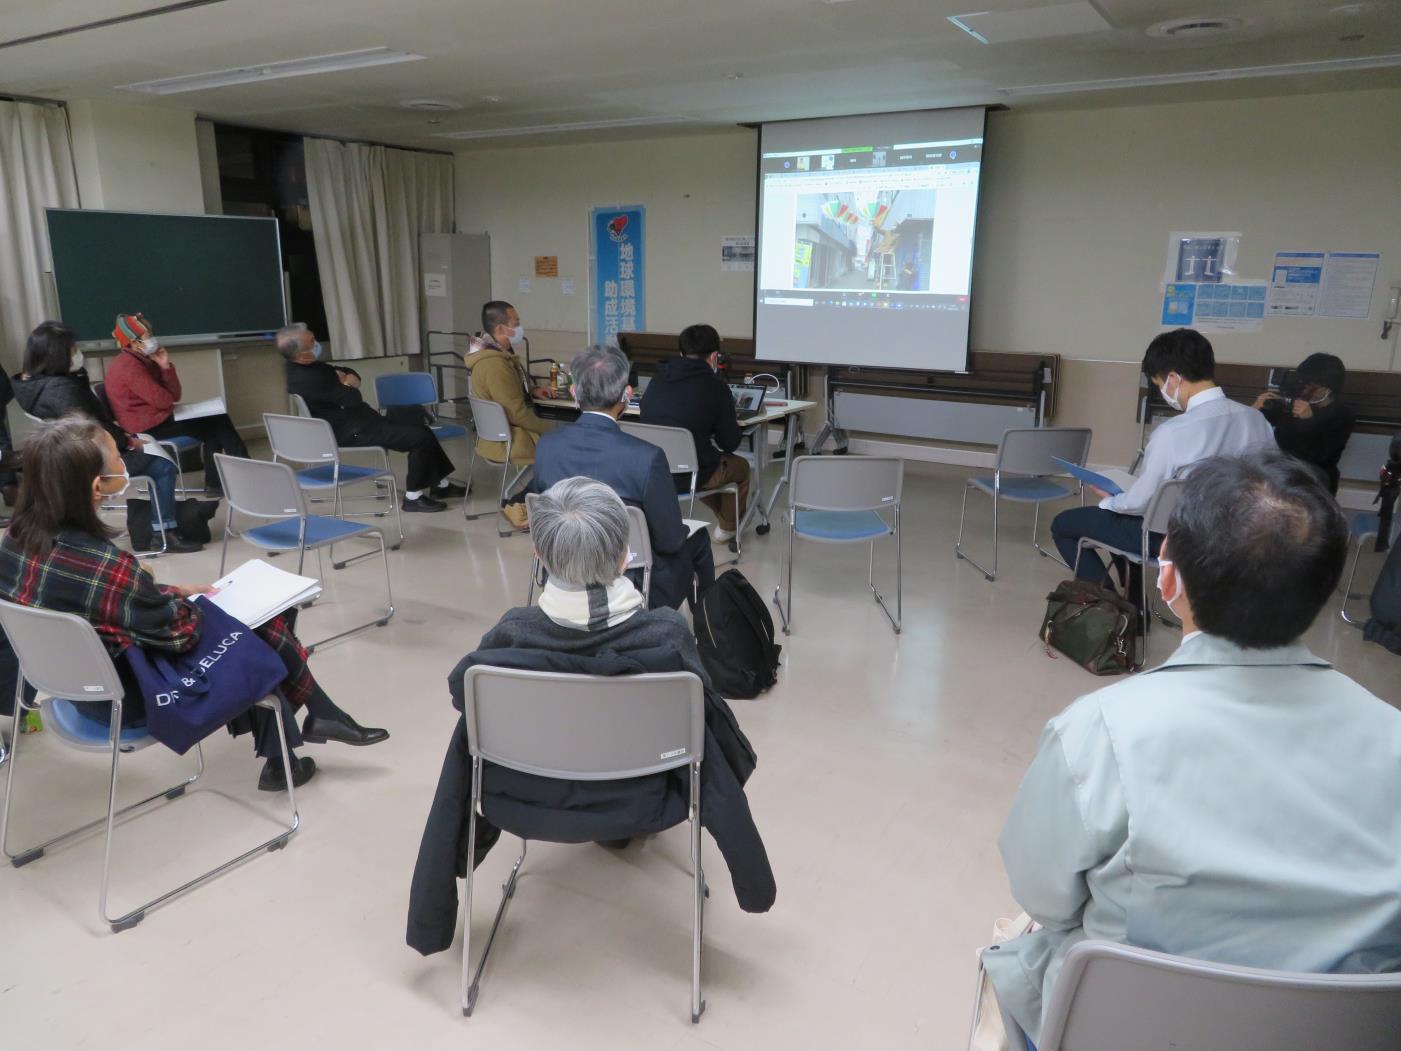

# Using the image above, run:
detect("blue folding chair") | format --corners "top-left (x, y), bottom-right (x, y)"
top-left (774, 455), bottom-right (903, 636)
top-left (214, 454), bottom-right (395, 653)
top-left (262, 412), bottom-right (404, 551)
top-left (375, 371), bottom-right (470, 446)
top-left (0, 598), bottom-right (299, 933)
top-left (1340, 510), bottom-right (1385, 626)
top-left (94, 381), bottom-right (204, 494)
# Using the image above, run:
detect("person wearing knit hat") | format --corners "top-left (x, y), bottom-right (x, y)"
top-left (105, 312), bottom-right (249, 494)
top-left (1252, 352), bottom-right (1355, 493)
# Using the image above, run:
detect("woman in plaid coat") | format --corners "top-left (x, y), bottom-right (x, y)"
top-left (0, 416), bottom-right (389, 791)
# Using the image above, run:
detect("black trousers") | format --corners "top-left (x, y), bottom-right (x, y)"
top-left (348, 413), bottom-right (455, 492)
top-left (650, 529), bottom-right (716, 612)
top-left (148, 413), bottom-right (248, 488)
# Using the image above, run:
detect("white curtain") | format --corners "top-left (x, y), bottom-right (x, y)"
top-left (0, 100), bottom-right (80, 371)
top-left (304, 138), bottom-right (454, 359)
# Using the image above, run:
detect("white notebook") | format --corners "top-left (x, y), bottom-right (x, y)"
top-left (206, 559), bottom-right (322, 629)
top-left (683, 519), bottom-right (709, 537)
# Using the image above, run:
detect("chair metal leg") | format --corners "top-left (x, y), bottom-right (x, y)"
top-left (690, 761), bottom-right (706, 1024)
top-left (772, 517), bottom-right (795, 634)
top-left (305, 532), bottom-right (395, 654)
top-left (462, 755), bottom-right (528, 1018)
top-left (1031, 502), bottom-right (1068, 566)
top-left (954, 483), bottom-right (997, 581)
top-left (868, 522), bottom-right (902, 636)
top-left (1340, 536), bottom-right (1370, 626)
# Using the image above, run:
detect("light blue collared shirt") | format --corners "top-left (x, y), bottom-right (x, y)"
top-left (985, 633), bottom-right (1401, 1042)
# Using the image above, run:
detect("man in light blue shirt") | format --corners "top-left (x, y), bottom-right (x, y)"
top-left (987, 452), bottom-right (1401, 1045)
top-left (1051, 328), bottom-right (1274, 595)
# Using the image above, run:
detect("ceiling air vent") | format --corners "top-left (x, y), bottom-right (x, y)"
top-left (1147, 16), bottom-right (1244, 39)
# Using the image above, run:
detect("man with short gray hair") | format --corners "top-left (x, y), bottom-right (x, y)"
top-left (531, 475), bottom-right (632, 595)
top-left (281, 323), bottom-right (462, 512)
top-left (531, 345), bottom-right (715, 610)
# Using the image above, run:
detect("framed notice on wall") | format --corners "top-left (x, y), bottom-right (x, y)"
top-left (589, 205), bottom-right (645, 347)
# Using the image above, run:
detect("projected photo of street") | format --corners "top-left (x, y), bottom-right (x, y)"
top-left (792, 189), bottom-right (936, 292)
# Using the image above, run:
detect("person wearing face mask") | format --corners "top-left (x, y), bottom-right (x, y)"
top-left (104, 313), bottom-right (249, 493)
top-left (0, 416), bottom-right (389, 790)
top-left (464, 300), bottom-right (554, 532)
top-left (1050, 327), bottom-right (1274, 604)
top-left (13, 321), bottom-right (207, 553)
top-left (1251, 352), bottom-right (1355, 494)
top-left (985, 451), bottom-right (1401, 1048)
top-left (640, 323), bottom-right (751, 544)
top-left (279, 324), bottom-right (463, 512)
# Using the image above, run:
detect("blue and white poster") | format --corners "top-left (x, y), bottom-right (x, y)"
top-left (591, 205), bottom-right (645, 346)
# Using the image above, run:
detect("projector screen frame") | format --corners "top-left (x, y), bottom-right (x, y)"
top-left (751, 105), bottom-right (988, 376)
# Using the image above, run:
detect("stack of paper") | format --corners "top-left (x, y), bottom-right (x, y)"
top-left (205, 559), bottom-right (322, 628)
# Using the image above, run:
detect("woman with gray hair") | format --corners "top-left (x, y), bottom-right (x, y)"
top-left (408, 476), bottom-right (775, 955)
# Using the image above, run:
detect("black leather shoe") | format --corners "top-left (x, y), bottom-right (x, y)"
top-left (301, 713), bottom-right (389, 747)
top-left (403, 494), bottom-right (447, 513)
top-left (435, 483), bottom-right (468, 499)
top-left (134, 534), bottom-right (203, 554)
top-left (258, 755), bottom-right (316, 792)
top-left (596, 838), bottom-right (633, 850)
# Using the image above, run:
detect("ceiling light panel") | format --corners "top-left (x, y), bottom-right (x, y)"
top-left (436, 115), bottom-right (698, 141)
top-left (949, 2), bottom-right (1111, 46)
top-left (118, 46), bottom-right (424, 95)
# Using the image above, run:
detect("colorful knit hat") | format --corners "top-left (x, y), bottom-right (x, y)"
top-left (113, 313), bottom-right (152, 349)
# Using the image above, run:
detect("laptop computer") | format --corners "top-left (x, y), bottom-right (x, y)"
top-left (730, 383), bottom-right (768, 424)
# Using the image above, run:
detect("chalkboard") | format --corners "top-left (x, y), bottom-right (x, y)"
top-left (46, 209), bottom-right (287, 344)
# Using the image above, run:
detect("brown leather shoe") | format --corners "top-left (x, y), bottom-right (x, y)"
top-left (501, 502), bottom-right (530, 531)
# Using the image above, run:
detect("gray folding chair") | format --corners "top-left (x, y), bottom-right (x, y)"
top-left (996, 938), bottom-right (1401, 1051)
top-left (524, 500), bottom-right (653, 605)
top-left (0, 599), bottom-right (298, 933)
top-left (458, 665), bottom-right (707, 1022)
top-left (1073, 477), bottom-right (1186, 647)
top-left (1339, 498), bottom-right (1400, 625)
top-left (465, 396), bottom-right (532, 536)
top-left (773, 455), bottom-right (903, 636)
top-left (619, 420), bottom-right (743, 561)
top-left (955, 427), bottom-right (1093, 581)
top-left (263, 412), bottom-right (404, 550)
top-left (289, 393), bottom-right (312, 417)
top-left (213, 454), bottom-right (394, 653)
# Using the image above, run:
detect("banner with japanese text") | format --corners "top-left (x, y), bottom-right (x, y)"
top-left (590, 205), bottom-right (645, 346)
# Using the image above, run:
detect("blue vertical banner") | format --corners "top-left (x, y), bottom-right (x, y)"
top-left (591, 205), bottom-right (645, 346)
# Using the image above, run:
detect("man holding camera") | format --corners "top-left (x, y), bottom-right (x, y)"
top-left (1253, 352), bottom-right (1355, 493)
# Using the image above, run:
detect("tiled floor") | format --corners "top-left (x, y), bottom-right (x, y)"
top-left (2, 457), bottom-right (1395, 1050)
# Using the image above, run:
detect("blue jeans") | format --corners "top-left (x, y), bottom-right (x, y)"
top-left (122, 450), bottom-right (179, 529)
top-left (1051, 505), bottom-right (1162, 591)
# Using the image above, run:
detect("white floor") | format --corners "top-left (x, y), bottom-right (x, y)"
top-left (2, 456), bottom-right (1395, 1051)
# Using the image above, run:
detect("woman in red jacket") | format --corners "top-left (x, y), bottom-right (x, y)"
top-left (105, 313), bottom-right (248, 494)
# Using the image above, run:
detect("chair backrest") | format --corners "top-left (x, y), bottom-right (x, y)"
top-left (1038, 939), bottom-right (1401, 1051)
top-left (212, 454), bottom-right (306, 522)
top-left (625, 504), bottom-right (651, 576)
top-left (997, 427), bottom-right (1094, 477)
top-left (91, 381), bottom-right (114, 418)
top-left (263, 412), bottom-right (339, 466)
top-left (789, 455), bottom-right (903, 513)
top-left (617, 421), bottom-right (700, 479)
top-left (468, 396), bottom-right (511, 443)
top-left (375, 371), bottom-right (439, 409)
top-left (0, 599), bottom-right (123, 702)
top-left (1142, 476), bottom-right (1186, 536)
top-left (462, 665), bottom-right (705, 779)
top-left (289, 393), bottom-right (312, 418)
top-left (6, 400), bottom-right (41, 451)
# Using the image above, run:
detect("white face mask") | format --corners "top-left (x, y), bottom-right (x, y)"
top-left (1157, 558), bottom-right (1180, 609)
top-left (310, 341), bottom-right (324, 360)
top-left (1159, 375), bottom-right (1183, 412)
top-left (140, 336), bottom-right (160, 356)
top-left (99, 469), bottom-right (130, 498)
top-left (510, 324), bottom-right (525, 344)
top-left (69, 350), bottom-right (85, 373)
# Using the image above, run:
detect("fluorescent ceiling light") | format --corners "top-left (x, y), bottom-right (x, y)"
top-left (118, 46), bottom-right (424, 95)
top-left (437, 115), bottom-right (698, 140)
top-left (999, 53), bottom-right (1401, 96)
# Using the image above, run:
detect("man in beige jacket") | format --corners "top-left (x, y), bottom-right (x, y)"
top-left (466, 300), bottom-right (553, 531)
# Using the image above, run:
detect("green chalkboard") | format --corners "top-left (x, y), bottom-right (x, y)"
top-left (46, 209), bottom-right (287, 344)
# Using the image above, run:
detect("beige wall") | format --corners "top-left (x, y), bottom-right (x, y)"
top-left (68, 100), bottom-right (205, 214)
top-left (456, 130), bottom-right (758, 338)
top-left (455, 87), bottom-right (1401, 469)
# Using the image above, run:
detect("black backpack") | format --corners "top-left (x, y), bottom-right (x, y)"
top-left (694, 569), bottom-right (781, 699)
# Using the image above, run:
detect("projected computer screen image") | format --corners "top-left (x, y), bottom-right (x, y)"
top-left (755, 107), bottom-right (986, 373)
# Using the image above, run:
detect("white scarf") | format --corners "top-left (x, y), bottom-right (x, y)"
top-left (538, 575), bottom-right (645, 631)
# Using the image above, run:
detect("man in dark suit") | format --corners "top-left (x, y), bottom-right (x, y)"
top-left (532, 344), bottom-right (715, 610)
top-left (279, 324), bottom-right (462, 512)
